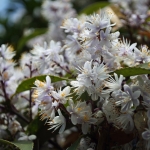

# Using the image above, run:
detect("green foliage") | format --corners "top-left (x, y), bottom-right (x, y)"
top-left (16, 28), bottom-right (47, 58)
top-left (27, 116), bottom-right (43, 135)
top-left (0, 139), bottom-right (20, 150)
top-left (79, 2), bottom-right (110, 15)
top-left (15, 75), bottom-right (70, 94)
top-left (12, 141), bottom-right (33, 150)
top-left (0, 139), bottom-right (33, 150)
top-left (114, 63), bottom-right (150, 77)
top-left (0, 0), bottom-right (48, 58)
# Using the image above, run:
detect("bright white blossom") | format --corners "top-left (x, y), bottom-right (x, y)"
top-left (52, 86), bottom-right (71, 104)
top-left (48, 109), bottom-right (66, 134)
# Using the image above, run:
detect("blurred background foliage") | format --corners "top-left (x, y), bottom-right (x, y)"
top-left (0, 0), bottom-right (48, 59)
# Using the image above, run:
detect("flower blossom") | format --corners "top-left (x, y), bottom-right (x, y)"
top-left (48, 109), bottom-right (66, 134)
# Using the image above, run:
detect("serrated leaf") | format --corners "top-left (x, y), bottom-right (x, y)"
top-left (0, 139), bottom-right (20, 150)
top-left (67, 135), bottom-right (83, 150)
top-left (114, 64), bottom-right (150, 77)
top-left (12, 141), bottom-right (33, 150)
top-left (79, 2), bottom-right (110, 15)
top-left (15, 75), bottom-right (70, 94)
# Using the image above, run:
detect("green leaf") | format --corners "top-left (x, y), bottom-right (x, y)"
top-left (0, 139), bottom-right (20, 150)
top-left (0, 139), bottom-right (33, 150)
top-left (114, 63), bottom-right (150, 77)
top-left (27, 115), bottom-right (43, 134)
top-left (67, 135), bottom-right (83, 150)
top-left (12, 141), bottom-right (33, 150)
top-left (16, 28), bottom-right (47, 54)
top-left (79, 2), bottom-right (110, 15)
top-left (15, 75), bottom-right (70, 94)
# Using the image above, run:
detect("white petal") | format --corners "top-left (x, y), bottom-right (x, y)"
top-left (51, 91), bottom-right (60, 99)
top-left (52, 116), bottom-right (60, 123)
top-left (71, 114), bottom-right (77, 125)
top-left (133, 91), bottom-right (141, 99)
top-left (46, 76), bottom-right (51, 87)
top-left (18, 136), bottom-right (28, 141)
top-left (82, 123), bottom-right (89, 134)
top-left (70, 81), bottom-right (80, 87)
top-left (28, 135), bottom-right (37, 140)
top-left (59, 123), bottom-right (66, 134)
top-left (142, 130), bottom-right (150, 140)
top-left (63, 86), bottom-right (71, 95)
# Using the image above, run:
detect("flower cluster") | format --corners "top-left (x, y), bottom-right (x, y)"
top-left (1, 0), bottom-right (150, 149)
top-left (110, 0), bottom-right (150, 27)
top-left (29, 6), bottom-right (150, 149)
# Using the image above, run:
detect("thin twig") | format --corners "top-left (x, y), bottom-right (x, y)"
top-left (1, 79), bottom-right (30, 123)
top-left (10, 105), bottom-right (30, 123)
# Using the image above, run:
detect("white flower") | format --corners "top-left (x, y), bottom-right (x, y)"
top-left (114, 85), bottom-right (140, 112)
top-left (115, 113), bottom-right (134, 132)
top-left (18, 132), bottom-right (36, 141)
top-left (8, 120), bottom-right (22, 135)
top-left (118, 39), bottom-right (137, 57)
top-left (77, 137), bottom-right (96, 150)
top-left (85, 12), bottom-right (112, 33)
top-left (71, 79), bottom-right (88, 97)
top-left (61, 18), bottom-right (84, 34)
top-left (52, 86), bottom-right (71, 104)
top-left (64, 35), bottom-right (81, 55)
top-left (81, 29), bottom-right (99, 48)
top-left (67, 100), bottom-right (88, 125)
top-left (33, 76), bottom-right (54, 101)
top-left (88, 80), bottom-right (108, 101)
top-left (0, 44), bottom-right (15, 60)
top-left (77, 61), bottom-right (95, 81)
top-left (42, 0), bottom-right (75, 22)
top-left (80, 113), bottom-right (97, 134)
top-left (134, 45), bottom-right (150, 63)
top-left (38, 96), bottom-right (56, 120)
top-left (33, 76), bottom-right (58, 120)
top-left (48, 109), bottom-right (66, 134)
top-left (93, 62), bottom-right (109, 81)
top-left (31, 41), bottom-right (66, 75)
top-left (0, 58), bottom-right (15, 81)
top-left (99, 27), bottom-right (120, 48)
top-left (94, 110), bottom-right (104, 125)
top-left (102, 98), bottom-right (121, 123)
top-left (67, 100), bottom-right (97, 134)
top-left (74, 50), bottom-right (92, 67)
top-left (104, 73), bottom-right (125, 94)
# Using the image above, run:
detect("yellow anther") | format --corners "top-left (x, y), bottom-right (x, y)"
top-left (77, 107), bottom-right (82, 112)
top-left (39, 81), bottom-right (45, 87)
top-left (83, 115), bottom-right (89, 122)
top-left (61, 92), bottom-right (65, 97)
top-left (3, 72), bottom-right (8, 80)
